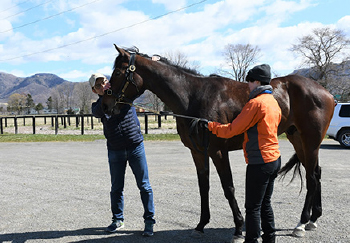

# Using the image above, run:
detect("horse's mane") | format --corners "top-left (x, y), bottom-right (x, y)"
top-left (114, 46), bottom-right (202, 76)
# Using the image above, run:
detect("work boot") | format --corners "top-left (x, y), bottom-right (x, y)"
top-left (142, 222), bottom-right (154, 236)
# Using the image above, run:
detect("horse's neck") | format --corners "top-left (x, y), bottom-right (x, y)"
top-left (139, 59), bottom-right (193, 114)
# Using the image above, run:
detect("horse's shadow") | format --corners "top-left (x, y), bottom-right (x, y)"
top-left (0, 227), bottom-right (237, 243)
top-left (0, 226), bottom-right (299, 242)
top-left (0, 228), bottom-right (106, 243)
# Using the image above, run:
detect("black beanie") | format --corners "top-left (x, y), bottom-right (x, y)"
top-left (246, 64), bottom-right (271, 84)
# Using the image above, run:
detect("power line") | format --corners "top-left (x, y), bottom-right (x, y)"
top-left (1, 0), bottom-right (55, 20)
top-left (0, 0), bottom-right (31, 14)
top-left (0, 0), bottom-right (209, 62)
top-left (0, 0), bottom-right (101, 34)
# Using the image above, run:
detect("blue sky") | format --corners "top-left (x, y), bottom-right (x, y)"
top-left (0, 0), bottom-right (349, 82)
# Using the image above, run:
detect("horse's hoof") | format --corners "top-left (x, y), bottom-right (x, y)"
top-left (231, 235), bottom-right (244, 243)
top-left (191, 230), bottom-right (204, 238)
top-left (292, 227), bottom-right (306, 237)
top-left (305, 221), bottom-right (317, 231)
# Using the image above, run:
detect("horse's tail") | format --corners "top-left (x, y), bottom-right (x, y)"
top-left (278, 153), bottom-right (303, 193)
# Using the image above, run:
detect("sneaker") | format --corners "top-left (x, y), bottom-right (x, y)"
top-left (106, 219), bottom-right (124, 233)
top-left (142, 222), bottom-right (154, 237)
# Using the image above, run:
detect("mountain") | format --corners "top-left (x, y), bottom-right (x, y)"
top-left (1, 61), bottom-right (348, 106)
top-left (0, 72), bottom-right (73, 104)
top-left (292, 60), bottom-right (350, 79)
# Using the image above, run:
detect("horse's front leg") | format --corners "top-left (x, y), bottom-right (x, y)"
top-left (190, 150), bottom-right (210, 236)
top-left (212, 150), bottom-right (244, 241)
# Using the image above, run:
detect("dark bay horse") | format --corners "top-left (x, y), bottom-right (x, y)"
top-left (102, 46), bottom-right (334, 240)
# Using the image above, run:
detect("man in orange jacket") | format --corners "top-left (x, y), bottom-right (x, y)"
top-left (208, 64), bottom-right (281, 243)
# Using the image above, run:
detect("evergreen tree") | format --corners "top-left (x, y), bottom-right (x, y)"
top-left (46, 96), bottom-right (53, 112)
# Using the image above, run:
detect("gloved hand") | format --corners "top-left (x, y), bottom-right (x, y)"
top-left (198, 118), bottom-right (209, 129)
top-left (190, 118), bottom-right (210, 132)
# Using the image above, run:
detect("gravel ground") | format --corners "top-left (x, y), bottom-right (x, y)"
top-left (0, 139), bottom-right (349, 243)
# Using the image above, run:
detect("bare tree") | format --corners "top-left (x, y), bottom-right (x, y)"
top-left (323, 61), bottom-right (350, 102)
top-left (51, 89), bottom-right (63, 113)
top-left (51, 83), bottom-right (76, 113)
top-left (291, 27), bottom-right (350, 86)
top-left (162, 50), bottom-right (201, 70)
top-left (74, 82), bottom-right (95, 114)
top-left (220, 44), bottom-right (261, 82)
top-left (328, 76), bottom-right (350, 101)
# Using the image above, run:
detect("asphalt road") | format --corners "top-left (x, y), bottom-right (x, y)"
top-left (0, 139), bottom-right (349, 243)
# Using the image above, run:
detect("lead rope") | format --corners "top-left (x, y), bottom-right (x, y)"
top-left (189, 118), bottom-right (210, 173)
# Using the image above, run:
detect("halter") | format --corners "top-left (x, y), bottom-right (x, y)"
top-left (106, 53), bottom-right (140, 106)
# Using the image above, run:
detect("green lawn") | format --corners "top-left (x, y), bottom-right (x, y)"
top-left (0, 133), bottom-right (181, 142)
top-left (0, 133), bottom-right (289, 143)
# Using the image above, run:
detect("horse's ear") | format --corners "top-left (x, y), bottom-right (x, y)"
top-left (114, 44), bottom-right (129, 57)
top-left (114, 44), bottom-right (122, 55)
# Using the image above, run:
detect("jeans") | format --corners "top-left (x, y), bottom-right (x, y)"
top-left (108, 142), bottom-right (155, 224)
top-left (244, 157), bottom-right (281, 243)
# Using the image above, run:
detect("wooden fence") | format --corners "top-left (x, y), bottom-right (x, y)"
top-left (0, 112), bottom-right (175, 135)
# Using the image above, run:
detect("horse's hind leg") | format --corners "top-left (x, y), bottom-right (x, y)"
top-left (306, 165), bottom-right (322, 231)
top-left (212, 150), bottom-right (244, 240)
top-left (286, 130), bottom-right (321, 237)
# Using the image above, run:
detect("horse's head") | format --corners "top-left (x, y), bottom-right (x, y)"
top-left (102, 45), bottom-right (144, 115)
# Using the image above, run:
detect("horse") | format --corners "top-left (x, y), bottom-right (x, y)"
top-left (102, 45), bottom-right (335, 240)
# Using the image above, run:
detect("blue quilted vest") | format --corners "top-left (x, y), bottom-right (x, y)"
top-left (92, 97), bottom-right (143, 150)
top-left (102, 105), bottom-right (143, 150)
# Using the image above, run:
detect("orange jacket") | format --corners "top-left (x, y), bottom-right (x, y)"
top-left (208, 93), bottom-right (281, 164)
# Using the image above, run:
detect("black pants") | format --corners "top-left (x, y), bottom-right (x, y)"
top-left (244, 157), bottom-right (281, 243)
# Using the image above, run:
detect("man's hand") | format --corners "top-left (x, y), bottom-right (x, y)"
top-left (103, 82), bottom-right (111, 91)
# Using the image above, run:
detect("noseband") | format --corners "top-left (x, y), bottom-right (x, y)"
top-left (106, 53), bottom-right (140, 106)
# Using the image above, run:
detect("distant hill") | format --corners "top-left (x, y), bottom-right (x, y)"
top-left (0, 72), bottom-right (74, 104)
top-left (1, 61), bottom-right (348, 106)
top-left (292, 60), bottom-right (350, 79)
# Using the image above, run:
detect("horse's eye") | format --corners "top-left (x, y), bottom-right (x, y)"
top-left (114, 70), bottom-right (122, 76)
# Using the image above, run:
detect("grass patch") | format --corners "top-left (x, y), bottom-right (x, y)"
top-left (0, 133), bottom-right (180, 142)
top-left (0, 134), bottom-right (105, 142)
top-left (144, 133), bottom-right (180, 141)
top-left (0, 132), bottom-right (287, 143)
top-left (278, 133), bottom-right (287, 139)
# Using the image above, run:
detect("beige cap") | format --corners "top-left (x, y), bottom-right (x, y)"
top-left (89, 73), bottom-right (106, 88)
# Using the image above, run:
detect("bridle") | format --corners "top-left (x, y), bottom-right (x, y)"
top-left (106, 53), bottom-right (140, 107)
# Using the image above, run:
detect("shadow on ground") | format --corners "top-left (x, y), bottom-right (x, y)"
top-left (0, 227), bottom-right (237, 243)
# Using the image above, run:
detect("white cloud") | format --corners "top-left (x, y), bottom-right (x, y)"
top-left (0, 0), bottom-right (349, 82)
top-left (59, 65), bottom-right (112, 82)
top-left (264, 0), bottom-right (315, 18)
top-left (0, 20), bottom-right (13, 39)
top-left (59, 69), bottom-right (88, 81)
top-left (9, 69), bottom-right (29, 78)
top-left (337, 15), bottom-right (350, 35)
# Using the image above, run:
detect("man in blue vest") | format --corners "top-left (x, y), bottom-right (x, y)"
top-left (89, 73), bottom-right (155, 237)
